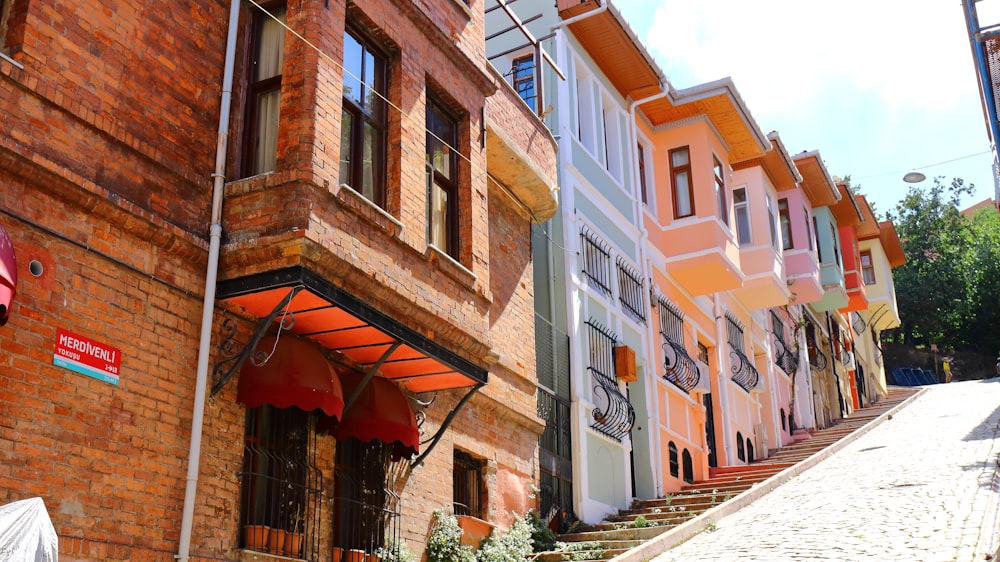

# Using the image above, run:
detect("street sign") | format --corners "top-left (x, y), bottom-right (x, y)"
top-left (53, 328), bottom-right (121, 385)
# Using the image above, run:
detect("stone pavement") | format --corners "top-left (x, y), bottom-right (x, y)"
top-left (647, 379), bottom-right (1000, 562)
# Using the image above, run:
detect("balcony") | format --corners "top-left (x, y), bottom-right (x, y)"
top-left (661, 217), bottom-right (744, 296)
top-left (733, 243), bottom-right (789, 310)
top-left (838, 224), bottom-right (868, 313)
top-left (784, 248), bottom-right (823, 304)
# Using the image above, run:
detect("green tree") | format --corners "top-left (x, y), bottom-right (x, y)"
top-left (885, 177), bottom-right (975, 349)
top-left (963, 204), bottom-right (1000, 352)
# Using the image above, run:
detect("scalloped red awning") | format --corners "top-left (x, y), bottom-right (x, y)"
top-left (237, 335), bottom-right (345, 420)
top-left (0, 223), bottom-right (16, 327)
top-left (332, 370), bottom-right (419, 460)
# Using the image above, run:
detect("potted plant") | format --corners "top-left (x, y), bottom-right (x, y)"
top-left (284, 505), bottom-right (305, 557)
top-left (244, 524), bottom-right (270, 552)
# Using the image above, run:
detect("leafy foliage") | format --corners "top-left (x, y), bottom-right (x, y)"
top-left (884, 177), bottom-right (1000, 355)
top-left (426, 511), bottom-right (475, 562)
top-left (526, 510), bottom-right (558, 553)
top-left (474, 514), bottom-right (533, 562)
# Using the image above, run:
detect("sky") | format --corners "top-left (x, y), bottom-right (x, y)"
top-left (614, 0), bottom-right (999, 217)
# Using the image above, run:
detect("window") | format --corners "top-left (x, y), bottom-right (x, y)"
top-left (668, 442), bottom-right (679, 477)
top-left (813, 216), bottom-right (823, 261)
top-left (575, 70), bottom-right (596, 152)
top-left (602, 101), bottom-right (623, 180)
top-left (453, 450), bottom-right (485, 518)
top-left (778, 199), bottom-right (794, 250)
top-left (803, 206), bottom-right (813, 251)
top-left (670, 147), bottom-right (694, 218)
top-left (426, 97), bottom-right (460, 258)
top-left (697, 342), bottom-right (709, 365)
top-left (682, 449), bottom-right (694, 484)
top-left (746, 437), bottom-right (754, 463)
top-left (617, 257), bottom-right (646, 324)
top-left (764, 195), bottom-right (777, 251)
top-left (334, 438), bottom-right (406, 556)
top-left (637, 142), bottom-right (648, 205)
top-left (714, 156), bottom-right (728, 225)
top-left (239, 405), bottom-right (320, 558)
top-left (780, 408), bottom-right (787, 432)
top-left (861, 250), bottom-right (876, 284)
top-left (242, 4), bottom-right (287, 177)
top-left (831, 222), bottom-right (841, 266)
top-left (580, 226), bottom-right (612, 297)
top-left (511, 55), bottom-right (535, 111)
top-left (341, 25), bottom-right (388, 206)
top-left (736, 431), bottom-right (745, 461)
top-left (733, 187), bottom-right (751, 245)
top-left (726, 315), bottom-right (744, 351)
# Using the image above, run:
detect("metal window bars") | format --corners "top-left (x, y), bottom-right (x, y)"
top-left (453, 451), bottom-right (484, 518)
top-left (580, 226), bottom-right (613, 298)
top-left (657, 297), bottom-right (700, 393)
top-left (805, 322), bottom-right (828, 370)
top-left (770, 310), bottom-right (799, 376)
top-left (616, 257), bottom-right (646, 324)
top-left (331, 438), bottom-right (408, 558)
top-left (239, 406), bottom-right (322, 560)
top-left (851, 311), bottom-right (867, 335)
top-left (726, 314), bottom-right (759, 391)
top-left (585, 319), bottom-right (635, 441)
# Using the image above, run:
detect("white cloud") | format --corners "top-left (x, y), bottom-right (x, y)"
top-left (619, 0), bottom-right (976, 120)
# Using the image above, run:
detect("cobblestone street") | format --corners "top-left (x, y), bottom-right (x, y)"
top-left (651, 379), bottom-right (1000, 562)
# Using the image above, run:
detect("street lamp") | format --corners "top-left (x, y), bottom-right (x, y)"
top-left (903, 170), bottom-right (927, 183)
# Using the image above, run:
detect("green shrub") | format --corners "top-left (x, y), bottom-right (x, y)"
top-left (376, 538), bottom-right (415, 562)
top-left (426, 511), bottom-right (475, 562)
top-left (526, 511), bottom-right (558, 553)
top-left (475, 514), bottom-right (533, 562)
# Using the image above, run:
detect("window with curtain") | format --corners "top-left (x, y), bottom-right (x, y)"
top-left (243, 4), bottom-right (287, 177)
top-left (861, 250), bottom-right (876, 284)
top-left (714, 156), bottom-right (728, 225)
top-left (670, 147), bottom-right (693, 218)
top-left (426, 96), bottom-right (459, 258)
top-left (733, 187), bottom-right (751, 245)
top-left (341, 25), bottom-right (388, 206)
top-left (778, 199), bottom-right (794, 250)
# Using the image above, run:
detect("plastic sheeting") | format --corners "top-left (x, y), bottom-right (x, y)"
top-left (0, 498), bottom-right (58, 561)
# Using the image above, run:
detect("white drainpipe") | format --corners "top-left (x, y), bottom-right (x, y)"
top-left (176, 0), bottom-right (241, 560)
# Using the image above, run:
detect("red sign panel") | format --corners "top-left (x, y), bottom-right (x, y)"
top-left (53, 328), bottom-right (122, 385)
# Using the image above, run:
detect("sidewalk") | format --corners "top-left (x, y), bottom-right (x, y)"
top-left (641, 379), bottom-right (1000, 561)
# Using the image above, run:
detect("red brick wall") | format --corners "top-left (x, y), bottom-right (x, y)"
top-left (0, 0), bottom-right (554, 560)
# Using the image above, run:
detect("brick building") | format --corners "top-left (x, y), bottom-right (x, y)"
top-left (0, 0), bottom-right (557, 560)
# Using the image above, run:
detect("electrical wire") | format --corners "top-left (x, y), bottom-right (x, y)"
top-left (855, 150), bottom-right (992, 181)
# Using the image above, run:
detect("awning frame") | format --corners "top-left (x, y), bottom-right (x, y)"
top-left (211, 285), bottom-right (304, 396)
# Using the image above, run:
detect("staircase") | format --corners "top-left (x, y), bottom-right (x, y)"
top-left (531, 387), bottom-right (918, 561)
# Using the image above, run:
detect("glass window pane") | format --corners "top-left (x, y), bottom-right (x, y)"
top-left (340, 109), bottom-right (353, 186)
top-left (430, 179), bottom-right (449, 249)
top-left (254, 8), bottom-right (286, 82)
top-left (734, 187), bottom-right (746, 204)
top-left (253, 88), bottom-right (281, 174)
top-left (672, 148), bottom-right (689, 167)
top-left (361, 120), bottom-right (381, 201)
top-left (343, 32), bottom-right (363, 106)
top-left (675, 171), bottom-right (691, 216)
top-left (736, 208), bottom-right (751, 245)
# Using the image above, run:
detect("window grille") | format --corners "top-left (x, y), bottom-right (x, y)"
top-left (585, 319), bottom-right (635, 441)
top-left (453, 450), bottom-right (485, 518)
top-left (239, 405), bottom-right (322, 560)
top-left (851, 312), bottom-right (867, 335)
top-left (726, 313), bottom-right (759, 392)
top-left (770, 309), bottom-right (798, 376)
top-left (616, 257), bottom-right (646, 324)
top-left (510, 55), bottom-right (536, 111)
top-left (332, 438), bottom-right (408, 557)
top-left (580, 226), bottom-right (612, 297)
top-left (658, 297), bottom-right (699, 393)
top-left (805, 321), bottom-right (828, 370)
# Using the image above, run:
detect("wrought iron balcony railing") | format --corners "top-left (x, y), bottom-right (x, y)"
top-left (616, 257), bottom-right (646, 325)
top-left (586, 320), bottom-right (635, 442)
top-left (728, 344), bottom-right (760, 392)
top-left (662, 335), bottom-right (700, 393)
top-left (773, 336), bottom-right (799, 376)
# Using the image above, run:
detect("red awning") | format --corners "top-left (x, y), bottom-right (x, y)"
top-left (0, 223), bottom-right (16, 327)
top-left (331, 370), bottom-right (420, 459)
top-left (237, 335), bottom-right (345, 420)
